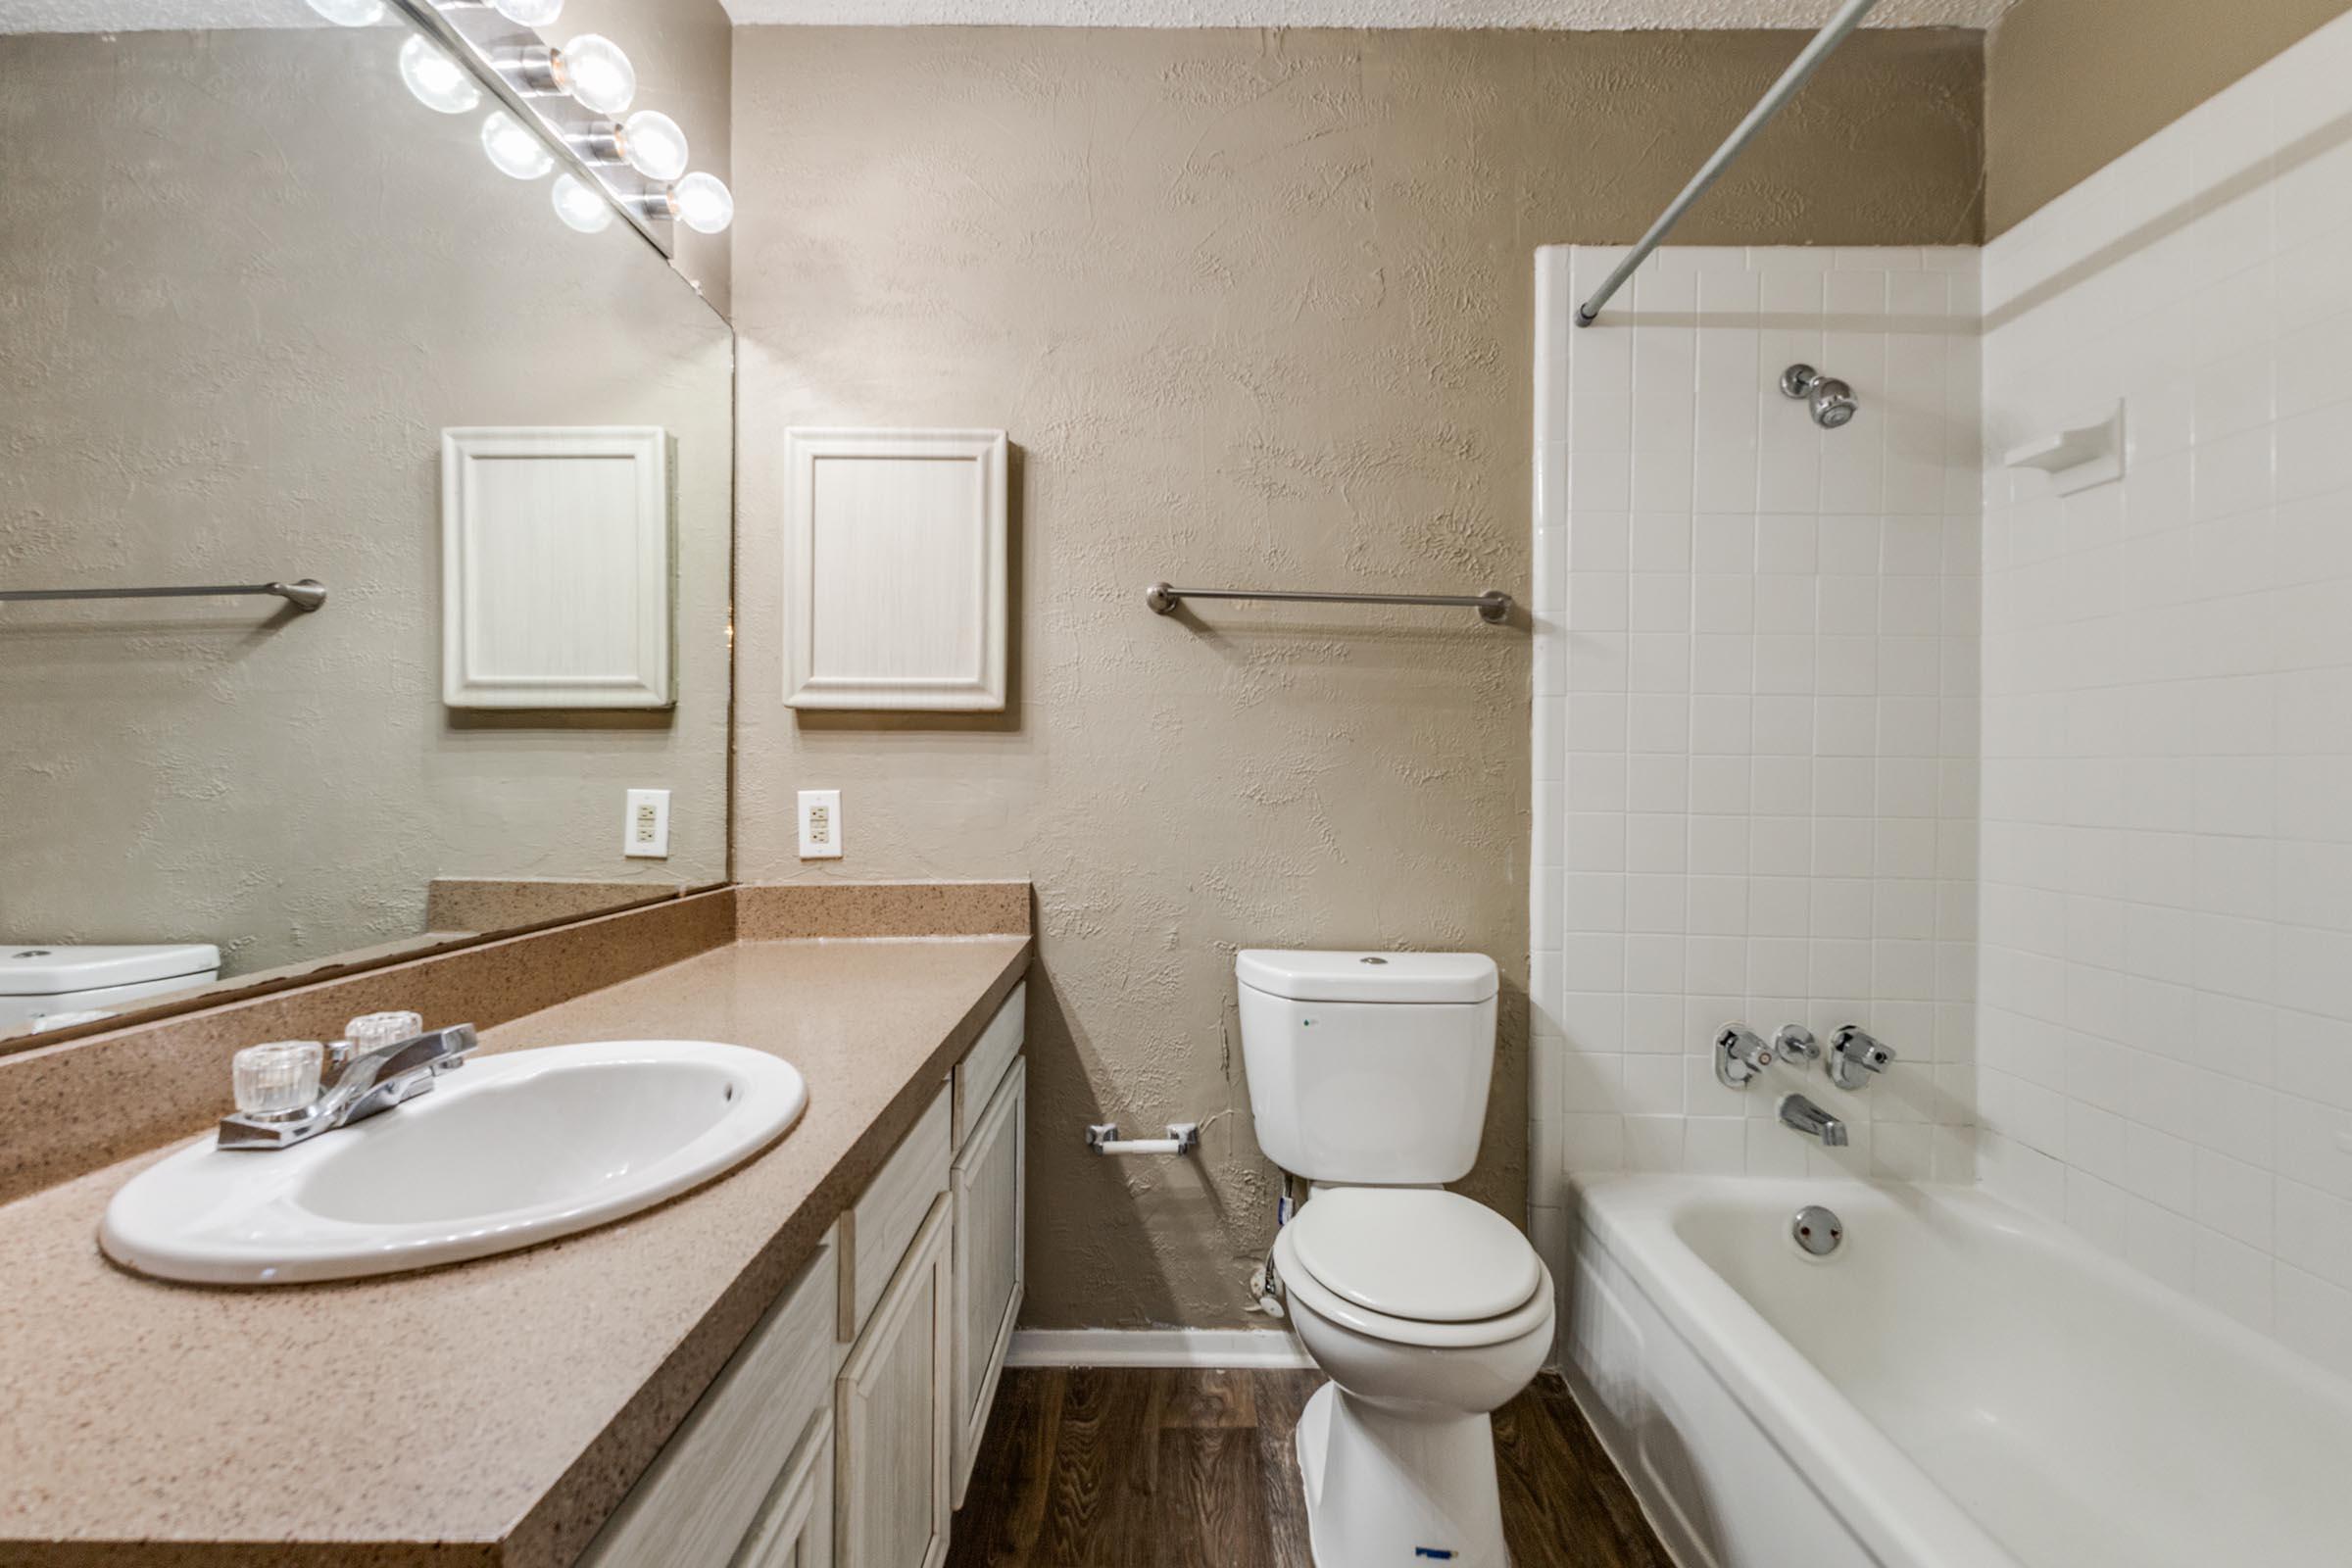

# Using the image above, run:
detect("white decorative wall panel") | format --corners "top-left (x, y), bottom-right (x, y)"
top-left (441, 426), bottom-right (674, 710)
top-left (784, 427), bottom-right (1009, 712)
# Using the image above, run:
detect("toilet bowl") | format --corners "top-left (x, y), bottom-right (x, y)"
top-left (1275, 1186), bottom-right (1553, 1568)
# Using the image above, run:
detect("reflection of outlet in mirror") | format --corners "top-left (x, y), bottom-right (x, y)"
top-left (623, 789), bottom-right (670, 859)
top-left (798, 789), bottom-right (842, 859)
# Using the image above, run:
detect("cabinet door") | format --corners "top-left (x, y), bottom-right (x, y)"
top-left (733, 1409), bottom-right (834, 1568)
top-left (836, 1192), bottom-right (953, 1568)
top-left (951, 1055), bottom-right (1024, 1508)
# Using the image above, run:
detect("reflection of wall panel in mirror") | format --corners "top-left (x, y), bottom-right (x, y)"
top-left (784, 429), bottom-right (1009, 712)
top-left (441, 426), bottom-right (675, 710)
top-left (0, 23), bottom-right (733, 1021)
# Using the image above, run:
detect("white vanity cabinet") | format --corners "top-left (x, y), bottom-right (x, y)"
top-left (951, 1054), bottom-right (1025, 1506)
top-left (574, 980), bottom-right (1027, 1568)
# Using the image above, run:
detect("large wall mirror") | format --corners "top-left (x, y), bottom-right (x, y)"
top-left (0, 1), bottom-right (734, 1050)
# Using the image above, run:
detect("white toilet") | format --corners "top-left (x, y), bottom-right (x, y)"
top-left (1238, 949), bottom-right (1552, 1568)
top-left (0, 943), bottom-right (221, 1032)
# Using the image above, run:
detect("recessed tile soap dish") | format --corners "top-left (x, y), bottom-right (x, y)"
top-left (2004, 401), bottom-right (2125, 496)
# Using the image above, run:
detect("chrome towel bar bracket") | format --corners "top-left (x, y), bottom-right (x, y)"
top-left (0, 579), bottom-right (328, 612)
top-left (1145, 582), bottom-right (1512, 625)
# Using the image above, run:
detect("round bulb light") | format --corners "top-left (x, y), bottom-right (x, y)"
top-left (490, 0), bottom-right (564, 23)
top-left (670, 171), bottom-right (733, 234)
top-left (555, 33), bottom-right (634, 114)
top-left (302, 0), bottom-right (384, 23)
top-left (551, 172), bottom-right (614, 234)
top-left (398, 34), bottom-right (480, 115)
top-left (617, 110), bottom-right (689, 183)
top-left (480, 110), bottom-right (554, 180)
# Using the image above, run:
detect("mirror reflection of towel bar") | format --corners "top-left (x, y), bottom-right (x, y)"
top-left (0, 580), bottom-right (327, 612)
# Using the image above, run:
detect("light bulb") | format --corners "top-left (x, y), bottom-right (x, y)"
top-left (554, 33), bottom-right (634, 115)
top-left (480, 110), bottom-right (554, 180)
top-left (670, 171), bottom-right (732, 234)
top-left (490, 0), bottom-right (564, 22)
top-left (617, 110), bottom-right (689, 183)
top-left (398, 34), bottom-right (480, 115)
top-left (302, 0), bottom-right (384, 23)
top-left (551, 172), bottom-right (614, 234)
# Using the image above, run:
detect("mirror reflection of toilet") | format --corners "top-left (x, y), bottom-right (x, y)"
top-left (1238, 949), bottom-right (1550, 1568)
top-left (0, 944), bottom-right (220, 1033)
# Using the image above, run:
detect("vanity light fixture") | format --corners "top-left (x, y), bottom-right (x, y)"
top-left (567, 110), bottom-right (690, 183)
top-left (551, 172), bottom-right (615, 233)
top-left (668, 172), bottom-right (734, 235)
top-left (480, 109), bottom-right (555, 179)
top-left (486, 0), bottom-right (564, 23)
top-left (304, 0), bottom-right (386, 23)
top-left (398, 33), bottom-right (481, 114)
top-left (499, 34), bottom-right (635, 115)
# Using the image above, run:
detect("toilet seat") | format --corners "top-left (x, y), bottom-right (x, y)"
top-left (1276, 1189), bottom-right (1549, 1349)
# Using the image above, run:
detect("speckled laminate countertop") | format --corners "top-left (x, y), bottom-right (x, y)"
top-left (0, 936), bottom-right (1031, 1568)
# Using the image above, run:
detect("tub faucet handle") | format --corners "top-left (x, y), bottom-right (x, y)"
top-left (1829, 1026), bottom-right (1893, 1091)
top-left (1715, 1024), bottom-right (1775, 1089)
top-left (1773, 1024), bottom-right (1820, 1067)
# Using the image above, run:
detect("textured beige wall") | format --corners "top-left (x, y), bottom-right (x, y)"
top-left (730, 25), bottom-right (1984, 1330)
top-left (1986, 0), bottom-right (2352, 234)
top-left (0, 27), bottom-right (732, 979)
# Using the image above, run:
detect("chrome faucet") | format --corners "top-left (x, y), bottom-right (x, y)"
top-left (1715, 1024), bottom-right (1775, 1088)
top-left (1829, 1025), bottom-right (1895, 1091)
top-left (218, 1013), bottom-right (477, 1151)
top-left (1778, 1093), bottom-right (1848, 1148)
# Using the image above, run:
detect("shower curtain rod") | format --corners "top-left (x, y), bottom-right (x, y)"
top-left (1575, 0), bottom-right (1886, 327)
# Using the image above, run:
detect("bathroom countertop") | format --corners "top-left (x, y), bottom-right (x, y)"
top-left (0, 934), bottom-right (1031, 1568)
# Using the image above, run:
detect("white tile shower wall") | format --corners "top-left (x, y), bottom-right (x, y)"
top-left (1530, 245), bottom-right (1984, 1253)
top-left (1977, 13), bottom-right (2352, 1378)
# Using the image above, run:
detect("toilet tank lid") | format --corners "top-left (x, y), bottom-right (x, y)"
top-left (1236, 949), bottom-right (1497, 1004)
top-left (0, 944), bottom-right (220, 998)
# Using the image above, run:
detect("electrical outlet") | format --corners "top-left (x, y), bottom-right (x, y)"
top-left (798, 789), bottom-right (842, 859)
top-left (623, 789), bottom-right (670, 858)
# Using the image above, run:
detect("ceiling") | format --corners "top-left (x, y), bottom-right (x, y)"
top-left (2, 0), bottom-right (2011, 32)
top-left (717, 0), bottom-right (2012, 24)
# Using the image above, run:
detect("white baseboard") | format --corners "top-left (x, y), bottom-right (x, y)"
top-left (1005, 1328), bottom-right (1314, 1370)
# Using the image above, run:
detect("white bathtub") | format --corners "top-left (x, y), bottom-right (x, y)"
top-left (1561, 1176), bottom-right (2352, 1568)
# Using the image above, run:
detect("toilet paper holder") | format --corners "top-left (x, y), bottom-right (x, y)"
top-left (1086, 1121), bottom-right (1200, 1156)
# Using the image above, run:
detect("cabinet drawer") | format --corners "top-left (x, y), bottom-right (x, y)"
top-left (581, 1234), bottom-right (842, 1568)
top-left (953, 981), bottom-right (1025, 1148)
top-left (849, 1082), bottom-right (951, 1336)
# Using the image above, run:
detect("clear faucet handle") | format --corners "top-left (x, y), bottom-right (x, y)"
top-left (345, 1010), bottom-right (423, 1054)
top-left (233, 1041), bottom-right (322, 1118)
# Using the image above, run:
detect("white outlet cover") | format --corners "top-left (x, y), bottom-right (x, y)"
top-left (624, 789), bottom-right (671, 858)
top-left (798, 789), bottom-right (843, 859)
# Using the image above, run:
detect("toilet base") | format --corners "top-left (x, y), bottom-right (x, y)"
top-left (1294, 1381), bottom-right (1511, 1568)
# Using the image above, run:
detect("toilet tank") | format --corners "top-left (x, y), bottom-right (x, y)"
top-left (1235, 950), bottom-right (1498, 1185)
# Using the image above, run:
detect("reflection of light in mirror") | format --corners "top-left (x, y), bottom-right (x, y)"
top-left (480, 110), bottom-right (555, 180)
top-left (551, 172), bottom-right (614, 234)
top-left (618, 110), bottom-right (690, 183)
top-left (491, 0), bottom-right (565, 23)
top-left (398, 34), bottom-right (480, 115)
top-left (303, 0), bottom-right (385, 23)
top-left (555, 34), bottom-right (635, 115)
top-left (670, 172), bottom-right (733, 234)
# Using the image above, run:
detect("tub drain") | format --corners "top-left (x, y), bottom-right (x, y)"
top-left (1792, 1204), bottom-right (1843, 1256)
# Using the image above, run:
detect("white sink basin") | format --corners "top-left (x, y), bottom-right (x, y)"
top-left (99, 1041), bottom-right (807, 1285)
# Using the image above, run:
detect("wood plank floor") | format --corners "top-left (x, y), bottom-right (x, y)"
top-left (947, 1367), bottom-right (1674, 1568)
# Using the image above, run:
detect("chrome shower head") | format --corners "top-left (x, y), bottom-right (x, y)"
top-left (1781, 364), bottom-right (1859, 429)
